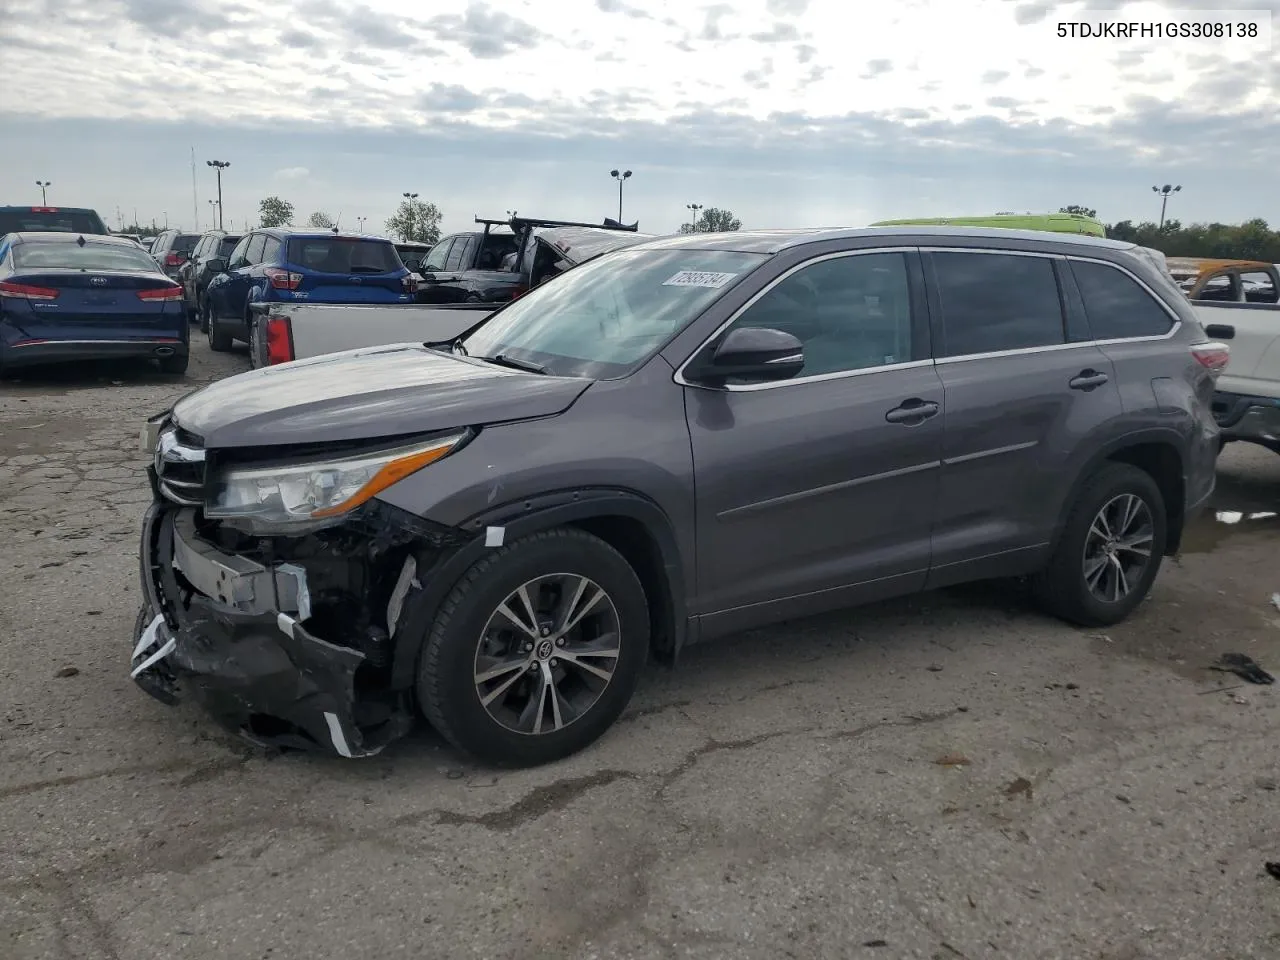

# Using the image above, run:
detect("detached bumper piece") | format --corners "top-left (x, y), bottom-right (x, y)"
top-left (1213, 391), bottom-right (1280, 447)
top-left (134, 503), bottom-right (445, 757)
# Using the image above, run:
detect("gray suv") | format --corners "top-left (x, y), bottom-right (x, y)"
top-left (133, 227), bottom-right (1225, 766)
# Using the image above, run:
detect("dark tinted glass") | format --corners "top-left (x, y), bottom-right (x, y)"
top-left (731, 252), bottom-right (915, 376)
top-left (286, 237), bottom-right (401, 273)
top-left (218, 236), bottom-right (242, 256)
top-left (932, 252), bottom-right (1064, 356)
top-left (1069, 259), bottom-right (1174, 338)
top-left (444, 237), bottom-right (471, 271)
top-left (0, 210), bottom-right (108, 234)
top-left (174, 234), bottom-right (200, 252)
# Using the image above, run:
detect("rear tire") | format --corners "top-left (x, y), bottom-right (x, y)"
top-left (207, 312), bottom-right (233, 352)
top-left (158, 353), bottom-right (189, 376)
top-left (1032, 463), bottom-right (1167, 627)
top-left (416, 528), bottom-right (649, 767)
top-left (199, 298), bottom-right (211, 334)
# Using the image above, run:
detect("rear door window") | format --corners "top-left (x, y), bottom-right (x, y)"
top-left (444, 237), bottom-right (471, 271)
top-left (285, 237), bottom-right (401, 274)
top-left (245, 234), bottom-right (268, 265)
top-left (227, 235), bottom-right (252, 267)
top-left (929, 251), bottom-right (1065, 356)
top-left (1069, 259), bottom-right (1175, 339)
top-left (262, 237), bottom-right (283, 264)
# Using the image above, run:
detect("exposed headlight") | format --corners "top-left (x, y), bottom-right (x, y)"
top-left (206, 433), bottom-right (466, 524)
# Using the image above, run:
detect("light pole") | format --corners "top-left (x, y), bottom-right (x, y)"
top-left (208, 199), bottom-right (220, 230)
top-left (610, 169), bottom-right (632, 222)
top-left (686, 202), bottom-right (703, 233)
top-left (36, 180), bottom-right (51, 204)
top-left (357, 216), bottom-right (367, 232)
top-left (402, 192), bottom-right (418, 241)
top-left (1152, 184), bottom-right (1181, 229)
top-left (206, 160), bottom-right (229, 229)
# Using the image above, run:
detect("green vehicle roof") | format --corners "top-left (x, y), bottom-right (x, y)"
top-left (870, 213), bottom-right (1106, 238)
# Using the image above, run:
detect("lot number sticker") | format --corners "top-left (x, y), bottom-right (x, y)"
top-left (662, 270), bottom-right (738, 288)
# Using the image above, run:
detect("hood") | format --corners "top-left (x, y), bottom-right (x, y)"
top-left (171, 342), bottom-right (593, 448)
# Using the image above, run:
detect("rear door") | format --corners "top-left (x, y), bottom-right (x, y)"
top-left (285, 236), bottom-right (411, 303)
top-left (922, 247), bottom-right (1124, 585)
top-left (223, 233), bottom-right (263, 316)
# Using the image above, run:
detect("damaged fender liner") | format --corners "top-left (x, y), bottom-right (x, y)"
top-left (135, 502), bottom-right (464, 756)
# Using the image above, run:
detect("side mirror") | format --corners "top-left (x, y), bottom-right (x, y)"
top-left (419, 270), bottom-right (438, 282)
top-left (1204, 323), bottom-right (1235, 340)
top-left (697, 327), bottom-right (805, 383)
top-left (206, 258), bottom-right (228, 273)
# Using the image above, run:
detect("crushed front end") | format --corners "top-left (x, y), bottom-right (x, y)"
top-left (133, 419), bottom-right (468, 756)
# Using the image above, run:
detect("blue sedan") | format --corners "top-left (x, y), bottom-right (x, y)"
top-left (0, 232), bottom-right (189, 375)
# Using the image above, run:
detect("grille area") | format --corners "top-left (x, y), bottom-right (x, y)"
top-left (155, 426), bottom-right (206, 505)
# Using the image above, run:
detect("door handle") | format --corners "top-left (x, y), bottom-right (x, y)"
top-left (885, 399), bottom-right (940, 424)
top-left (1069, 370), bottom-right (1109, 391)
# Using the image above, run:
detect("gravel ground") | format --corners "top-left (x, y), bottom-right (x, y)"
top-left (2, 336), bottom-right (1279, 960)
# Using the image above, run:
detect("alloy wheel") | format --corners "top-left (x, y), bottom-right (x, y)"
top-left (1082, 493), bottom-right (1154, 603)
top-left (473, 573), bottom-right (621, 735)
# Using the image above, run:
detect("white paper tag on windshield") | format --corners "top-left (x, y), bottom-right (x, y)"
top-left (662, 270), bottom-right (738, 288)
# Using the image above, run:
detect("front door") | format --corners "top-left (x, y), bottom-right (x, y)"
top-left (684, 249), bottom-right (943, 634)
top-left (921, 248), bottom-right (1125, 585)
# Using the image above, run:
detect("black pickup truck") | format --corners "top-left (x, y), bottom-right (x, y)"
top-left (414, 216), bottom-right (641, 304)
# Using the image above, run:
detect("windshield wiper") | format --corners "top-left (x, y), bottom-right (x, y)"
top-left (480, 353), bottom-right (547, 374)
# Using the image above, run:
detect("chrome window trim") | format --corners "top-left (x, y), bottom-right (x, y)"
top-left (672, 246), bottom-right (1188, 392)
top-left (672, 246), bottom-right (925, 392)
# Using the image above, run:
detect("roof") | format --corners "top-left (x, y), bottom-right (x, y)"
top-left (264, 227), bottom-right (395, 241)
top-left (0, 205), bottom-right (100, 213)
top-left (626, 225), bottom-right (1136, 254)
top-left (6, 231), bottom-right (141, 246)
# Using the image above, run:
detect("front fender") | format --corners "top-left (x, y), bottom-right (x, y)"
top-left (386, 488), bottom-right (689, 690)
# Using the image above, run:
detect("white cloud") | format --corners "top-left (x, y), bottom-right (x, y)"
top-left (274, 166), bottom-right (311, 180)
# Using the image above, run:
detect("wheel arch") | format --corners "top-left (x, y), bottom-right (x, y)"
top-left (389, 488), bottom-right (688, 690)
top-left (1052, 429), bottom-right (1188, 556)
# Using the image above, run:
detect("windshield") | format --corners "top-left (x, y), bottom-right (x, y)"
top-left (460, 248), bottom-right (768, 378)
top-left (286, 237), bottom-right (401, 274)
top-left (13, 241), bottom-right (160, 272)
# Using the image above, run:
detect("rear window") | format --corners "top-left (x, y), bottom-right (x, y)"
top-left (286, 238), bottom-right (401, 274)
top-left (218, 236), bottom-right (243, 256)
top-left (173, 234), bottom-right (200, 253)
top-left (13, 241), bottom-right (160, 272)
top-left (0, 209), bottom-right (109, 234)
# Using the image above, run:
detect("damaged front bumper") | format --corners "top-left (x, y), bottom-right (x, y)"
top-left (133, 502), bottom-right (463, 757)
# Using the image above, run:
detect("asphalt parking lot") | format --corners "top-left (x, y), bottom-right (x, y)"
top-left (3, 336), bottom-right (1279, 960)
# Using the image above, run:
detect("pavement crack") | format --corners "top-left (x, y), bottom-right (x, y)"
top-left (657, 726), bottom-right (817, 796)
top-left (0, 759), bottom-right (235, 799)
top-left (819, 707), bottom-right (962, 743)
top-left (434, 769), bottom-right (639, 831)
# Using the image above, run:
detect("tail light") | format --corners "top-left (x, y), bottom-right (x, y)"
top-left (30, 206), bottom-right (58, 213)
top-left (137, 284), bottom-right (184, 302)
top-left (0, 280), bottom-right (59, 300)
top-left (401, 274), bottom-right (419, 294)
top-left (265, 314), bottom-right (294, 365)
top-left (1191, 341), bottom-right (1230, 374)
top-left (164, 252), bottom-right (184, 267)
top-left (265, 267), bottom-right (303, 291)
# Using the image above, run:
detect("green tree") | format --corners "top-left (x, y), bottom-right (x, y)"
top-left (258, 196), bottom-right (294, 228)
top-left (385, 197), bottom-right (442, 243)
top-left (678, 206), bottom-right (743, 233)
top-left (1059, 205), bottom-right (1098, 218)
top-left (1103, 218), bottom-right (1280, 261)
top-left (307, 211), bottom-right (334, 229)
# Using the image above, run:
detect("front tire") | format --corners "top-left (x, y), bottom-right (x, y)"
top-left (1033, 463), bottom-right (1167, 627)
top-left (416, 528), bottom-right (649, 766)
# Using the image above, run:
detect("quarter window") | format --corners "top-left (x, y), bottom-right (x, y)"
top-left (724, 252), bottom-right (916, 378)
top-left (1241, 270), bottom-right (1278, 305)
top-left (1069, 259), bottom-right (1174, 338)
top-left (931, 252), bottom-right (1065, 356)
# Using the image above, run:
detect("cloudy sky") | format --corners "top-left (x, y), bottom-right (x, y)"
top-left (1, 0), bottom-right (1276, 236)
